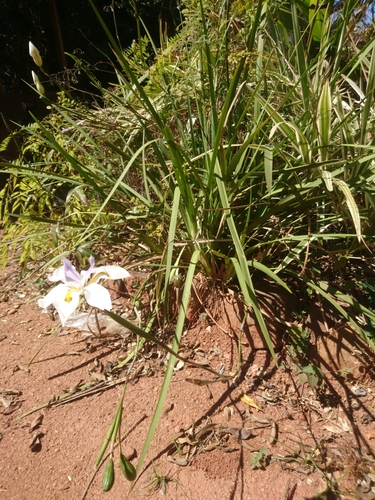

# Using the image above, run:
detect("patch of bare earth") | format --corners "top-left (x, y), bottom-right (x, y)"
top-left (1, 262), bottom-right (375, 500)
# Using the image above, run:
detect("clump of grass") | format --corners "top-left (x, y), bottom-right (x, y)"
top-left (2, 0), bottom-right (375, 490)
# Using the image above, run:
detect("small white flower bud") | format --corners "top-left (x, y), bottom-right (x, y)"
top-left (29, 42), bottom-right (43, 67)
top-left (31, 71), bottom-right (45, 94)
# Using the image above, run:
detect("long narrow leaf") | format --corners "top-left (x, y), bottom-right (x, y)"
top-left (134, 249), bottom-right (200, 479)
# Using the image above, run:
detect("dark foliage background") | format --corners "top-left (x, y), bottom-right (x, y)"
top-left (0, 0), bottom-right (180, 94)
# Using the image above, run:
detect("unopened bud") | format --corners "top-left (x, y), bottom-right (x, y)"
top-left (31, 71), bottom-right (45, 94)
top-left (29, 42), bottom-right (43, 67)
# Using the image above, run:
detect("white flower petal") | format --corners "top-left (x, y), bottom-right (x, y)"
top-left (38, 283), bottom-right (67, 309)
top-left (91, 266), bottom-right (131, 283)
top-left (38, 283), bottom-right (81, 326)
top-left (52, 287), bottom-right (81, 326)
top-left (84, 283), bottom-right (112, 310)
top-left (48, 265), bottom-right (66, 283)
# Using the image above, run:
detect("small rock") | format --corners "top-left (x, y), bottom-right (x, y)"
top-left (350, 398), bottom-right (361, 410)
top-left (351, 387), bottom-right (367, 397)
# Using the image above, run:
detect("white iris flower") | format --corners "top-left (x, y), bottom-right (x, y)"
top-left (38, 256), bottom-right (130, 326)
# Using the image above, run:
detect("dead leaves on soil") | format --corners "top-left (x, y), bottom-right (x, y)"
top-left (0, 388), bottom-right (22, 415)
top-left (166, 416), bottom-right (279, 466)
top-left (27, 413), bottom-right (45, 452)
top-left (167, 421), bottom-right (239, 465)
top-left (29, 431), bottom-right (44, 452)
top-left (29, 413), bottom-right (44, 432)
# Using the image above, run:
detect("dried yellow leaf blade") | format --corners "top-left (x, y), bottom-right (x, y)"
top-left (241, 394), bottom-right (262, 412)
top-left (333, 178), bottom-right (362, 243)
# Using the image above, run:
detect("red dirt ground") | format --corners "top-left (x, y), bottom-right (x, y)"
top-left (1, 259), bottom-right (375, 500)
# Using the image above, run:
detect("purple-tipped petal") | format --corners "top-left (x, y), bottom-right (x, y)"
top-left (62, 258), bottom-right (82, 284)
top-left (81, 256), bottom-right (96, 283)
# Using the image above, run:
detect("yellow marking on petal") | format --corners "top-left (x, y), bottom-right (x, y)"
top-left (89, 271), bottom-right (109, 284)
top-left (64, 289), bottom-right (74, 303)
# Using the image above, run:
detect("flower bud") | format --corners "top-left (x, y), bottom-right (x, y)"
top-left (102, 458), bottom-right (115, 491)
top-left (29, 42), bottom-right (43, 67)
top-left (119, 454), bottom-right (137, 481)
top-left (31, 71), bottom-right (45, 94)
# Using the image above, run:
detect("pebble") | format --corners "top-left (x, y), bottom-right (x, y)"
top-left (351, 387), bottom-right (367, 397)
top-left (350, 399), bottom-right (361, 410)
